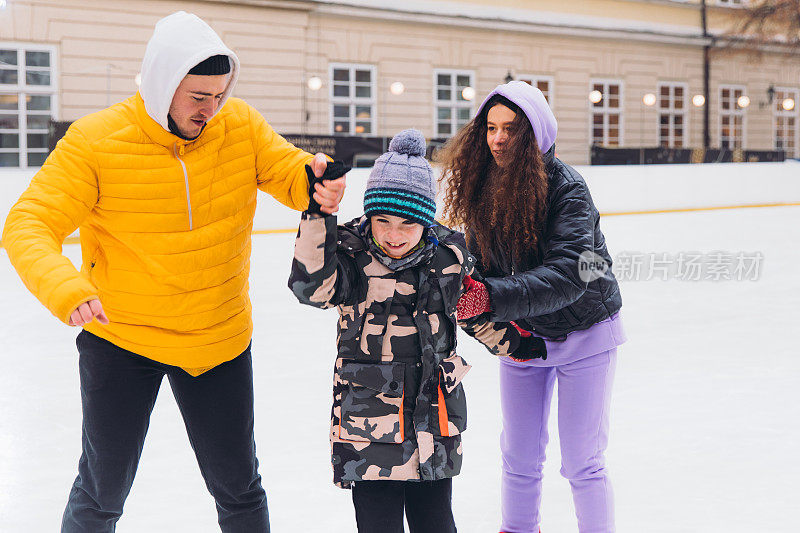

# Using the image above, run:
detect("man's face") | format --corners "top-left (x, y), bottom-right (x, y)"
top-left (168, 73), bottom-right (230, 139)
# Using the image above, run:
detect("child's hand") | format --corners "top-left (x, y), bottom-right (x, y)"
top-left (306, 154), bottom-right (349, 215)
top-left (507, 322), bottom-right (546, 362)
top-left (456, 275), bottom-right (491, 320)
top-left (508, 321), bottom-right (533, 362)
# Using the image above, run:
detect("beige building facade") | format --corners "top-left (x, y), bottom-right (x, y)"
top-left (0, 0), bottom-right (798, 166)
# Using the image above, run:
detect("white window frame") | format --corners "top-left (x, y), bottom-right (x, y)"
top-left (719, 84), bottom-right (747, 150)
top-left (0, 42), bottom-right (58, 169)
top-left (328, 62), bottom-right (376, 136)
top-left (657, 81), bottom-right (689, 148)
top-left (518, 74), bottom-right (555, 108)
top-left (716, 0), bottom-right (747, 6)
top-left (589, 79), bottom-right (624, 147)
top-left (773, 86), bottom-right (799, 158)
top-left (433, 69), bottom-right (475, 138)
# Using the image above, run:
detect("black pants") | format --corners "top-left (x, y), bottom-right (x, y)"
top-left (61, 331), bottom-right (269, 532)
top-left (352, 479), bottom-right (457, 533)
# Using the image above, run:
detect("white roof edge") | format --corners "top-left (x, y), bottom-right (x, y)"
top-left (310, 0), bottom-right (704, 39)
top-left (204, 0), bottom-right (793, 50)
top-left (311, 2), bottom-right (707, 46)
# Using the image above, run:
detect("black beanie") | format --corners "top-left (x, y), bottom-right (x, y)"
top-left (188, 54), bottom-right (231, 75)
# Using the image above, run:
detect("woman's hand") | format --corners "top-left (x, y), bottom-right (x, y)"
top-left (456, 275), bottom-right (491, 320)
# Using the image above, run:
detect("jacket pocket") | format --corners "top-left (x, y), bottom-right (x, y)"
top-left (338, 360), bottom-right (405, 444)
top-left (434, 353), bottom-right (471, 437)
top-left (87, 247), bottom-right (103, 284)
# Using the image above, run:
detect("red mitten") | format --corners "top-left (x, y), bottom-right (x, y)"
top-left (456, 275), bottom-right (491, 320)
top-left (509, 321), bottom-right (531, 338)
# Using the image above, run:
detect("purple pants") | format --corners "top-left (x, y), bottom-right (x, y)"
top-left (499, 349), bottom-right (617, 533)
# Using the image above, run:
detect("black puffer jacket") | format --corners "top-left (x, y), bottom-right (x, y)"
top-left (469, 145), bottom-right (622, 339)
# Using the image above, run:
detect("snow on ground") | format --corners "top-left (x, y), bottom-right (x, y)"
top-left (261, 160), bottom-right (800, 229)
top-left (4, 161), bottom-right (800, 236)
top-left (1, 163), bottom-right (799, 532)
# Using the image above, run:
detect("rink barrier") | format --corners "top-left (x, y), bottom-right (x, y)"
top-left (600, 201), bottom-right (800, 217)
top-left (3, 201), bottom-right (799, 249)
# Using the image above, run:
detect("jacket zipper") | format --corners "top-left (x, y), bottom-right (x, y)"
top-left (173, 143), bottom-right (193, 230)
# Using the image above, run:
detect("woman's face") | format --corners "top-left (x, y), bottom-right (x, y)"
top-left (486, 103), bottom-right (517, 166)
top-left (370, 214), bottom-right (424, 258)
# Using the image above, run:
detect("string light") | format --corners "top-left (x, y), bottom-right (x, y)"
top-left (736, 95), bottom-right (750, 109)
top-left (390, 81), bottom-right (404, 95)
top-left (307, 76), bottom-right (322, 91)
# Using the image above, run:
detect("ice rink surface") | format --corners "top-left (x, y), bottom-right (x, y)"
top-left (1, 165), bottom-right (798, 532)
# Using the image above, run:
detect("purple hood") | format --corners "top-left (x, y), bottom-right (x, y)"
top-left (476, 80), bottom-right (558, 153)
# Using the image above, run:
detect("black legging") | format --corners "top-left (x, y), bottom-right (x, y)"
top-left (352, 478), bottom-right (457, 533)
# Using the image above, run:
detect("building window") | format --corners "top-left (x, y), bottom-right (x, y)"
top-left (774, 87), bottom-right (799, 157)
top-left (330, 63), bottom-right (375, 135)
top-left (0, 45), bottom-right (57, 168)
top-left (519, 75), bottom-right (554, 106)
top-left (658, 82), bottom-right (687, 148)
top-left (434, 70), bottom-right (474, 137)
top-left (716, 0), bottom-right (746, 6)
top-left (590, 80), bottom-right (623, 147)
top-left (719, 85), bottom-right (746, 149)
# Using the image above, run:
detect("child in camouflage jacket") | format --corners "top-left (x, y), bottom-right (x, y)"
top-left (288, 130), bottom-right (545, 532)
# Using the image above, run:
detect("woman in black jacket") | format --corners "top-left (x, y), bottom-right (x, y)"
top-left (438, 81), bottom-right (626, 533)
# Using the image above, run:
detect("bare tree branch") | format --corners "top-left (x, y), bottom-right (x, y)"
top-left (724, 0), bottom-right (800, 49)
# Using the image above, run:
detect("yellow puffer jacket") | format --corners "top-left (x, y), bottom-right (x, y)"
top-left (2, 93), bottom-right (312, 373)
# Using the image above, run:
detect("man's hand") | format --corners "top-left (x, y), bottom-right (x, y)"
top-left (69, 299), bottom-right (109, 327)
top-left (310, 153), bottom-right (346, 215)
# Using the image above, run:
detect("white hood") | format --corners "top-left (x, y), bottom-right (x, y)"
top-left (139, 11), bottom-right (240, 132)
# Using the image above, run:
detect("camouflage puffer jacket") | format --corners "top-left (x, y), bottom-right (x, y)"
top-left (289, 213), bottom-right (544, 488)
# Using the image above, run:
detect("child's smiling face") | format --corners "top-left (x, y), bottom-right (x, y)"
top-left (370, 214), bottom-right (425, 259)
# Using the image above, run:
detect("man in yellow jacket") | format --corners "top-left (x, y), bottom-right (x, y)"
top-left (1, 11), bottom-right (345, 533)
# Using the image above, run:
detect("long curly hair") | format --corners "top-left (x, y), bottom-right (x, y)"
top-left (436, 95), bottom-right (549, 269)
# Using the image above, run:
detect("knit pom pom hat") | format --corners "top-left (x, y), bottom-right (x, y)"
top-left (363, 129), bottom-right (437, 227)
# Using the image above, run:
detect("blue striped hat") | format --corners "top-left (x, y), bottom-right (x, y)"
top-left (364, 129), bottom-right (437, 227)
